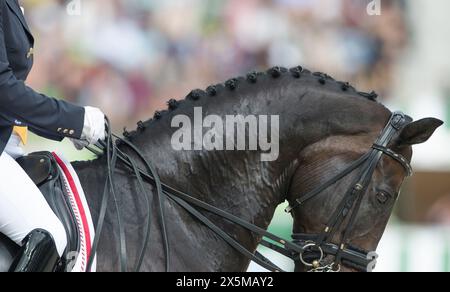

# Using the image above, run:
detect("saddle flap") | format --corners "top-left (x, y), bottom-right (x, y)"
top-left (16, 153), bottom-right (52, 186)
top-left (15, 152), bottom-right (81, 269)
top-left (2, 151), bottom-right (95, 272)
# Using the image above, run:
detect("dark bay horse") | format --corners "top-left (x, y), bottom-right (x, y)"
top-left (0, 67), bottom-right (443, 272)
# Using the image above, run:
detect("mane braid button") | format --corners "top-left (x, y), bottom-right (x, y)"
top-left (123, 128), bottom-right (132, 139)
top-left (368, 91), bottom-right (378, 100)
top-left (294, 65), bottom-right (303, 72)
top-left (188, 89), bottom-right (202, 101)
top-left (154, 111), bottom-right (162, 119)
top-left (137, 121), bottom-right (146, 131)
top-left (340, 82), bottom-right (350, 91)
top-left (225, 78), bottom-right (238, 90)
top-left (358, 91), bottom-right (378, 101)
top-left (313, 72), bottom-right (327, 85)
top-left (246, 72), bottom-right (258, 83)
top-left (268, 66), bottom-right (282, 78)
top-left (206, 85), bottom-right (217, 96)
top-left (290, 67), bottom-right (302, 78)
top-left (167, 99), bottom-right (179, 110)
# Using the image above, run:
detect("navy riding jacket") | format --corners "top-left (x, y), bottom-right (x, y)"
top-left (0, 0), bottom-right (84, 155)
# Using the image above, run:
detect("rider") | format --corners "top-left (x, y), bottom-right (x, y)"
top-left (0, 0), bottom-right (105, 271)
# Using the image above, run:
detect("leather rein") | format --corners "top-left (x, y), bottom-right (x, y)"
top-left (83, 112), bottom-right (412, 272)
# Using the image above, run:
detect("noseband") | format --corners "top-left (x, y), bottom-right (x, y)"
top-left (286, 112), bottom-right (412, 272)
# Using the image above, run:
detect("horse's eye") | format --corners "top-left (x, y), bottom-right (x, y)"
top-left (376, 191), bottom-right (391, 204)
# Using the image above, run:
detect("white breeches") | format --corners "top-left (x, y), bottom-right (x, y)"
top-left (0, 135), bottom-right (67, 256)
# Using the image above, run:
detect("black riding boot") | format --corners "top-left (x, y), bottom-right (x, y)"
top-left (9, 229), bottom-right (60, 272)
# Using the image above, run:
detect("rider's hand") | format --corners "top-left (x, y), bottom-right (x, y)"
top-left (70, 106), bottom-right (106, 150)
top-left (70, 138), bottom-right (89, 150)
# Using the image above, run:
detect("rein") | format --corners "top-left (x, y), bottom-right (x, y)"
top-left (85, 119), bottom-right (299, 272)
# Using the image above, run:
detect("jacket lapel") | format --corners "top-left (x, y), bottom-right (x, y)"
top-left (5, 0), bottom-right (34, 39)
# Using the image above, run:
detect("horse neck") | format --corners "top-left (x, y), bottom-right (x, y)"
top-left (117, 120), bottom-right (287, 233)
top-left (71, 73), bottom-right (391, 271)
top-left (108, 85), bottom-right (388, 226)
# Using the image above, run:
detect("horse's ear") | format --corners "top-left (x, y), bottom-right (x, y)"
top-left (398, 118), bottom-right (443, 146)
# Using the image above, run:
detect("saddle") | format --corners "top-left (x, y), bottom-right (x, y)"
top-left (0, 152), bottom-right (90, 272)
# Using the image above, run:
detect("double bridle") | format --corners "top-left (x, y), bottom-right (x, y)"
top-left (286, 111), bottom-right (413, 272)
top-left (84, 112), bottom-right (412, 272)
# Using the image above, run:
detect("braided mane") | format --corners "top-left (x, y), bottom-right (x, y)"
top-left (123, 66), bottom-right (379, 139)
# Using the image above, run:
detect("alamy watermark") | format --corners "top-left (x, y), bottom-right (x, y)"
top-left (65, 1), bottom-right (380, 17)
top-left (171, 107), bottom-right (279, 162)
top-left (67, 0), bottom-right (82, 16)
top-left (366, 251), bottom-right (379, 272)
top-left (367, 0), bottom-right (381, 16)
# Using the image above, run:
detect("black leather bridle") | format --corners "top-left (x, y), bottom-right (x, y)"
top-left (286, 111), bottom-right (413, 272)
top-left (84, 112), bottom-right (412, 272)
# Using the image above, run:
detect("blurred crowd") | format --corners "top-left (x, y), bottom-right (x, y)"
top-left (22, 0), bottom-right (408, 128)
top-left (19, 2), bottom-right (450, 267)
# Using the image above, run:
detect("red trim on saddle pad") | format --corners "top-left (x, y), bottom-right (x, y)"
top-left (52, 152), bottom-right (93, 271)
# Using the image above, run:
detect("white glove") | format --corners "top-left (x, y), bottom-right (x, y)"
top-left (71, 106), bottom-right (106, 150)
top-left (71, 139), bottom-right (89, 151)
